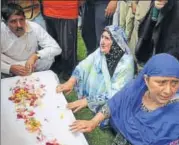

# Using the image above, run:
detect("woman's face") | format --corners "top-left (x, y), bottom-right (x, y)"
top-left (145, 76), bottom-right (179, 105)
top-left (100, 31), bottom-right (113, 54)
top-left (154, 0), bottom-right (168, 9)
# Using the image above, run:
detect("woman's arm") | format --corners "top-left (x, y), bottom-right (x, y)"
top-left (56, 52), bottom-right (95, 94)
top-left (69, 103), bottom-right (110, 133)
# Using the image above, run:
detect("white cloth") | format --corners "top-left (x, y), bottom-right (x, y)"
top-left (1, 70), bottom-right (89, 145)
top-left (1, 20), bottom-right (62, 74)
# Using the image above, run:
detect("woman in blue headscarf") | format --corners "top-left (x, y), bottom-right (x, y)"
top-left (56, 25), bottom-right (134, 123)
top-left (70, 53), bottom-right (179, 145)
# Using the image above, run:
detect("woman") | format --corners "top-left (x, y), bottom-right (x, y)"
top-left (56, 25), bottom-right (134, 123)
top-left (70, 53), bottom-right (179, 145)
top-left (135, 0), bottom-right (179, 66)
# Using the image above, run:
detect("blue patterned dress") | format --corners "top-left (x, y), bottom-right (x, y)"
top-left (72, 25), bottom-right (134, 113)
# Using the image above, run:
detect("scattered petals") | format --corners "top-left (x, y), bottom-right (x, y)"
top-left (9, 77), bottom-right (62, 144)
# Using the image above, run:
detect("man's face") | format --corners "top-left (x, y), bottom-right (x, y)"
top-left (7, 14), bottom-right (26, 37)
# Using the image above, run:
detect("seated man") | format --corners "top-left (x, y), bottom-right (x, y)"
top-left (1, 3), bottom-right (61, 78)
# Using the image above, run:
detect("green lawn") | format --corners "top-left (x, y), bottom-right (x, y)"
top-left (63, 31), bottom-right (115, 145)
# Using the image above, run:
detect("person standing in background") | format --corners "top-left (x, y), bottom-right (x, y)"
top-left (42, 1), bottom-right (79, 80)
top-left (128, 1), bottom-right (151, 56)
top-left (119, 0), bottom-right (151, 50)
top-left (119, 0), bottom-right (131, 41)
top-left (119, 1), bottom-right (151, 74)
top-left (112, 1), bottom-right (120, 26)
top-left (1, 0), bottom-right (8, 8)
top-left (81, 0), bottom-right (117, 55)
top-left (135, 0), bottom-right (179, 68)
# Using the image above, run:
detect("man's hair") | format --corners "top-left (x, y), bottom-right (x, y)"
top-left (1, 3), bottom-right (25, 22)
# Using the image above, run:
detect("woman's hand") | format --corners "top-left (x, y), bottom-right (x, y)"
top-left (56, 77), bottom-right (76, 95)
top-left (69, 120), bottom-right (98, 133)
top-left (56, 82), bottom-right (73, 95)
top-left (67, 98), bottom-right (87, 113)
top-left (70, 112), bottom-right (107, 133)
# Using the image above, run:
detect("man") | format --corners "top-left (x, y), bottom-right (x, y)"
top-left (42, 0), bottom-right (79, 80)
top-left (128, 1), bottom-right (151, 54)
top-left (7, 0), bottom-right (46, 29)
top-left (1, 3), bottom-right (61, 78)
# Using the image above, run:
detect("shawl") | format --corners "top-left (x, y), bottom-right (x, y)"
top-left (72, 25), bottom-right (134, 113)
top-left (109, 53), bottom-right (179, 145)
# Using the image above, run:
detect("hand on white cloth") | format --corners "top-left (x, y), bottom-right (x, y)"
top-left (67, 98), bottom-right (88, 113)
top-left (56, 77), bottom-right (76, 95)
top-left (105, 1), bottom-right (118, 17)
top-left (56, 82), bottom-right (73, 95)
top-left (25, 53), bottom-right (39, 73)
top-left (69, 119), bottom-right (98, 133)
top-left (10, 64), bottom-right (30, 76)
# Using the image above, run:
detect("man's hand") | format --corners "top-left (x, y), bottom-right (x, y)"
top-left (105, 1), bottom-right (117, 17)
top-left (67, 98), bottom-right (88, 113)
top-left (78, 0), bottom-right (85, 7)
top-left (131, 1), bottom-right (137, 14)
top-left (69, 119), bottom-right (98, 133)
top-left (25, 53), bottom-right (39, 73)
top-left (10, 65), bottom-right (30, 76)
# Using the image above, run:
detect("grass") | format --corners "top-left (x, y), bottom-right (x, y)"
top-left (62, 31), bottom-right (115, 145)
top-left (77, 30), bottom-right (87, 61)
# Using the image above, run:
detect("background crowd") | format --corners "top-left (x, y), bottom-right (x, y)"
top-left (1, 0), bottom-right (179, 77)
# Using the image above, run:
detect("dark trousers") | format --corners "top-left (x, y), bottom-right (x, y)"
top-left (44, 16), bottom-right (78, 75)
top-left (82, 1), bottom-right (113, 55)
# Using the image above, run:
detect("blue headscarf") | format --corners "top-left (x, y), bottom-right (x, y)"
top-left (105, 25), bottom-right (130, 54)
top-left (108, 53), bottom-right (179, 145)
